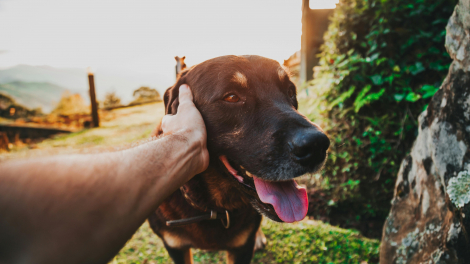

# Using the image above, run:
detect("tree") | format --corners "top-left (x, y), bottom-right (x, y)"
top-left (130, 86), bottom-right (161, 105)
top-left (52, 92), bottom-right (88, 116)
top-left (103, 91), bottom-right (121, 109)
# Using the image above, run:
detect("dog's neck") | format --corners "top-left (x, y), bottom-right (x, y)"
top-left (181, 165), bottom-right (251, 212)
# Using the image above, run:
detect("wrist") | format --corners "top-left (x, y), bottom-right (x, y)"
top-left (172, 128), bottom-right (209, 176)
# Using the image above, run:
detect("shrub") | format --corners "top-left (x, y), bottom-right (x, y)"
top-left (52, 92), bottom-right (89, 116)
top-left (302, 0), bottom-right (456, 237)
top-left (103, 91), bottom-right (122, 109)
top-left (130, 86), bottom-right (161, 105)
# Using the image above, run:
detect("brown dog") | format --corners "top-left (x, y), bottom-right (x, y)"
top-left (148, 55), bottom-right (329, 264)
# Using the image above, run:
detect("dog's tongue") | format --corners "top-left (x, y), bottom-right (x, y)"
top-left (253, 176), bottom-right (308, 223)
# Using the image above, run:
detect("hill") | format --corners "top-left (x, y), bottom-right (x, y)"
top-left (0, 81), bottom-right (69, 113)
top-left (0, 65), bottom-right (168, 105)
top-left (0, 65), bottom-right (87, 92)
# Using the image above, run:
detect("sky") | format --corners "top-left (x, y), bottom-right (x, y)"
top-left (0, 0), bottom-right (337, 92)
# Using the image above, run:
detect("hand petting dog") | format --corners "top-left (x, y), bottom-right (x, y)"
top-left (161, 84), bottom-right (209, 177)
top-left (0, 85), bottom-right (209, 264)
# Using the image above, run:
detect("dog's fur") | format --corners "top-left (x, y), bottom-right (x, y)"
top-left (148, 55), bottom-right (328, 264)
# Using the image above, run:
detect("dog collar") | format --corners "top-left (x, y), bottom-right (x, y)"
top-left (166, 209), bottom-right (230, 228)
top-left (165, 186), bottom-right (231, 229)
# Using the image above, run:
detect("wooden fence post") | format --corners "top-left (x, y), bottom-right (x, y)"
top-left (88, 70), bottom-right (99, 127)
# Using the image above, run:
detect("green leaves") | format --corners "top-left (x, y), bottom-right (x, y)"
top-left (353, 85), bottom-right (386, 112)
top-left (409, 62), bottom-right (426, 75)
top-left (420, 84), bottom-right (439, 99)
top-left (394, 85), bottom-right (438, 102)
top-left (370, 75), bottom-right (383, 85)
top-left (302, 0), bottom-right (456, 231)
top-left (394, 93), bottom-right (406, 102)
top-left (405, 92), bottom-right (421, 102)
top-left (329, 86), bottom-right (356, 108)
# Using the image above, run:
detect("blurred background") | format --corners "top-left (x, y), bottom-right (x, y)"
top-left (0, 0), bottom-right (458, 263)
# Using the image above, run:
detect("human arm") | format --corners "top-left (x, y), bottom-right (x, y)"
top-left (0, 85), bottom-right (208, 264)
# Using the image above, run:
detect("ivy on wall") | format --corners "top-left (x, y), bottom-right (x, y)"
top-left (301, 0), bottom-right (457, 237)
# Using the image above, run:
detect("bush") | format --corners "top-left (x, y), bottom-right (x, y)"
top-left (130, 86), bottom-right (161, 105)
top-left (52, 92), bottom-right (89, 116)
top-left (103, 91), bottom-right (122, 109)
top-left (302, 0), bottom-right (456, 237)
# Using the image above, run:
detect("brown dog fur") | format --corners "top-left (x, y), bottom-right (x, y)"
top-left (148, 55), bottom-right (328, 264)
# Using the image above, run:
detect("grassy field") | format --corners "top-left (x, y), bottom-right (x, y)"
top-left (114, 220), bottom-right (379, 264)
top-left (1, 102), bottom-right (380, 263)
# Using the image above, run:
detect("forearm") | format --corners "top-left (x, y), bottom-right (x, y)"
top-left (0, 131), bottom-right (200, 264)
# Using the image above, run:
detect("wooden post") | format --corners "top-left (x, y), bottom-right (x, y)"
top-left (300, 0), bottom-right (334, 84)
top-left (88, 70), bottom-right (99, 127)
top-left (300, 0), bottom-right (309, 85)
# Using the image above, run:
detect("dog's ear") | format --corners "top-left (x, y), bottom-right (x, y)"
top-left (151, 70), bottom-right (189, 137)
top-left (165, 70), bottom-right (189, 115)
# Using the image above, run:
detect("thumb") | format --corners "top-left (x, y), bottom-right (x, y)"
top-left (177, 84), bottom-right (194, 109)
top-left (161, 114), bottom-right (174, 132)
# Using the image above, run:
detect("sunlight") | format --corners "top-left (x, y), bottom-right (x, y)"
top-left (0, 0), bottom-right (302, 92)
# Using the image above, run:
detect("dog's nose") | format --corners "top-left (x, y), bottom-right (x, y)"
top-left (289, 129), bottom-right (330, 165)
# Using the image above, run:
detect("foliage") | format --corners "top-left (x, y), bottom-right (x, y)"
top-left (447, 171), bottom-right (470, 209)
top-left (303, 0), bottom-right (456, 236)
top-left (0, 92), bottom-right (41, 119)
top-left (113, 220), bottom-right (379, 264)
top-left (0, 81), bottom-right (67, 113)
top-left (130, 86), bottom-right (162, 105)
top-left (52, 92), bottom-right (89, 116)
top-left (103, 91), bottom-right (122, 109)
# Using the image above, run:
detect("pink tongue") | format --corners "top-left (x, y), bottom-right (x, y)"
top-left (253, 176), bottom-right (308, 223)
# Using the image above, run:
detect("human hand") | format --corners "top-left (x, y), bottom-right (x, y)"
top-left (161, 84), bottom-right (209, 175)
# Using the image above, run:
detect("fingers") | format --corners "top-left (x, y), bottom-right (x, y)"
top-left (160, 114), bottom-right (171, 132)
top-left (179, 84), bottom-right (193, 101)
top-left (177, 84), bottom-right (195, 112)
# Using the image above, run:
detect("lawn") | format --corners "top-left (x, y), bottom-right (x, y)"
top-left (1, 102), bottom-right (380, 263)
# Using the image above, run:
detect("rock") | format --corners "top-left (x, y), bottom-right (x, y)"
top-left (380, 0), bottom-right (470, 263)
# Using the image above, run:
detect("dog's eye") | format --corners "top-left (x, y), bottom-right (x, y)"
top-left (224, 94), bottom-right (240, 103)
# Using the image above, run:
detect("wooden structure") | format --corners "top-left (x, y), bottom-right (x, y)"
top-left (0, 124), bottom-right (73, 142)
top-left (300, 0), bottom-right (334, 84)
top-left (88, 71), bottom-right (100, 127)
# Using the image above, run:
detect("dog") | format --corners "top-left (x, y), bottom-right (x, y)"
top-left (148, 55), bottom-right (330, 264)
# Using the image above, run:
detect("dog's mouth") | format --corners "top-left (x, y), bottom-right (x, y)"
top-left (219, 155), bottom-right (308, 223)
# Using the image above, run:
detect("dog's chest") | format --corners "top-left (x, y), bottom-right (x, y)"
top-left (150, 196), bottom-right (262, 250)
top-left (159, 222), bottom-right (256, 250)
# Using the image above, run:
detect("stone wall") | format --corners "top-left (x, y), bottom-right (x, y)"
top-left (380, 0), bottom-right (470, 263)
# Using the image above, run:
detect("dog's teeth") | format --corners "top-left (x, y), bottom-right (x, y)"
top-left (245, 171), bottom-right (254, 178)
top-left (240, 166), bottom-right (245, 170)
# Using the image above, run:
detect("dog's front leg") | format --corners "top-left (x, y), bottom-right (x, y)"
top-left (164, 245), bottom-right (193, 264)
top-left (226, 235), bottom-right (256, 264)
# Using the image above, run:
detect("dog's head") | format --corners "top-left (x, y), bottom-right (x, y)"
top-left (161, 55), bottom-right (329, 223)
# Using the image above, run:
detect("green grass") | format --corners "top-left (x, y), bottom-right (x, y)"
top-left (1, 102), bottom-right (164, 160)
top-left (1, 102), bottom-right (380, 263)
top-left (113, 220), bottom-right (379, 264)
